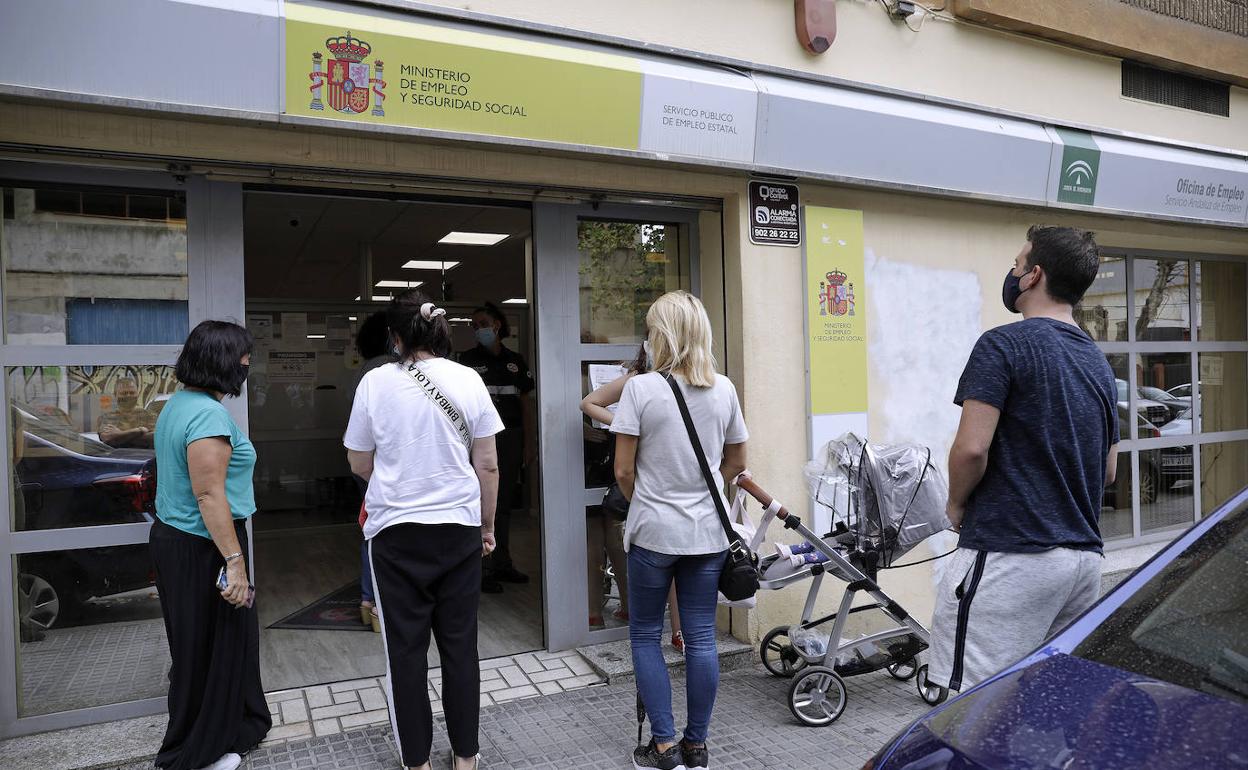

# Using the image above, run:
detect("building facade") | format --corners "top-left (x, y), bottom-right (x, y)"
top-left (0, 0), bottom-right (1245, 739)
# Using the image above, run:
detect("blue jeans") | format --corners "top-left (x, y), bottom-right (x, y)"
top-left (628, 545), bottom-right (727, 745)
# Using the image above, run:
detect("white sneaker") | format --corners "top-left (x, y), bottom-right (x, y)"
top-left (196, 753), bottom-right (241, 770)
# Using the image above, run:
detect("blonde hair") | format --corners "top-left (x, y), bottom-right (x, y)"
top-left (646, 291), bottom-right (717, 388)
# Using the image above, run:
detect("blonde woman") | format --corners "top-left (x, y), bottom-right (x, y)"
top-left (580, 347), bottom-right (684, 652)
top-left (612, 291), bottom-right (748, 770)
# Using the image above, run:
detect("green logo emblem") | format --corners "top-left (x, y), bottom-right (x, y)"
top-left (1055, 129), bottom-right (1100, 206)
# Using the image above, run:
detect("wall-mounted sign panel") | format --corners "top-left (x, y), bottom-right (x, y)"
top-left (637, 58), bottom-right (757, 163)
top-left (748, 180), bottom-right (801, 246)
top-left (0, 0), bottom-right (281, 115)
top-left (1047, 128), bottom-right (1248, 225)
top-left (285, 3), bottom-right (643, 149)
top-left (754, 74), bottom-right (1054, 205)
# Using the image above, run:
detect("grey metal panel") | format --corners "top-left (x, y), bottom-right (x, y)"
top-left (0, 0), bottom-right (280, 114)
top-left (9, 523), bottom-right (155, 554)
top-left (754, 74), bottom-right (1055, 205)
top-left (3, 696), bottom-right (166, 740)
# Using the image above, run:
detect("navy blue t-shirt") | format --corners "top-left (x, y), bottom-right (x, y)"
top-left (955, 318), bottom-right (1118, 554)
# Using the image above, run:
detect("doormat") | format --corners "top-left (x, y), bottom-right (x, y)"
top-left (268, 583), bottom-right (372, 632)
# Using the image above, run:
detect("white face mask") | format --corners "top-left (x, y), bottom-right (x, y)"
top-left (643, 340), bottom-right (655, 370)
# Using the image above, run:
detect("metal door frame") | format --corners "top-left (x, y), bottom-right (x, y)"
top-left (0, 160), bottom-right (244, 738)
top-left (535, 202), bottom-right (702, 651)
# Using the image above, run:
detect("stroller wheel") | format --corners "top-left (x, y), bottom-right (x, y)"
top-left (887, 657), bottom-right (919, 681)
top-left (915, 664), bottom-right (949, 706)
top-left (760, 626), bottom-right (807, 678)
top-left (788, 666), bottom-right (847, 727)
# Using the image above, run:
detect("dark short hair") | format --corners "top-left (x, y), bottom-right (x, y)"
top-left (473, 302), bottom-right (511, 340)
top-left (626, 343), bottom-right (648, 375)
top-left (1025, 225), bottom-right (1101, 306)
top-left (355, 311), bottom-right (390, 359)
top-left (176, 320), bottom-right (254, 397)
top-left (387, 290), bottom-right (452, 358)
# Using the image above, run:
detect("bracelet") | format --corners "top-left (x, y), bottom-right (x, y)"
top-left (223, 552), bottom-right (243, 563)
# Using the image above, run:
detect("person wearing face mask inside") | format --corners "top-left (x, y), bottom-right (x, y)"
top-left (925, 226), bottom-right (1119, 698)
top-left (149, 321), bottom-right (269, 770)
top-left (458, 302), bottom-right (536, 593)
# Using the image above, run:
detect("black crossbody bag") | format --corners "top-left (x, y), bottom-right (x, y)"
top-left (664, 374), bottom-right (759, 602)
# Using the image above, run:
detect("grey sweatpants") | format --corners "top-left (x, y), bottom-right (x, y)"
top-left (926, 547), bottom-right (1102, 692)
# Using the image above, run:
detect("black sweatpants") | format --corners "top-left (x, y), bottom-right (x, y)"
top-left (150, 519), bottom-right (270, 770)
top-left (370, 523), bottom-right (482, 766)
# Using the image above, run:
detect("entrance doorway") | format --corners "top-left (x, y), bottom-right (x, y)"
top-left (242, 191), bottom-right (541, 691)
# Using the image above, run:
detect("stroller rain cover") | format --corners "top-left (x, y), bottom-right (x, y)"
top-left (805, 433), bottom-right (950, 566)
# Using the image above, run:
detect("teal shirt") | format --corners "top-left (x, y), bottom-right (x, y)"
top-left (154, 390), bottom-right (256, 539)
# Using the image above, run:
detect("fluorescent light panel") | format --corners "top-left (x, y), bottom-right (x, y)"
top-left (375, 280), bottom-right (424, 288)
top-left (402, 260), bottom-right (461, 270)
top-left (371, 295), bottom-right (392, 302)
top-left (307, 334), bottom-right (326, 339)
top-left (502, 297), bottom-right (528, 305)
top-left (438, 232), bottom-right (509, 246)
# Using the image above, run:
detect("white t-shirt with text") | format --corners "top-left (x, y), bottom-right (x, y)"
top-left (344, 359), bottom-right (504, 539)
top-left (611, 372), bottom-right (749, 556)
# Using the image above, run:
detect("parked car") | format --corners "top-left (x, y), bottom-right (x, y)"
top-left (14, 406), bottom-right (157, 634)
top-left (1117, 378), bottom-right (1171, 427)
top-left (1138, 385), bottom-right (1188, 422)
top-left (1157, 408), bottom-right (1195, 488)
top-left (865, 485), bottom-right (1248, 770)
top-left (1167, 382), bottom-right (1194, 409)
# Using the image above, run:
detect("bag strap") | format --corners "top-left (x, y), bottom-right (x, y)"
top-left (403, 361), bottom-right (473, 451)
top-left (664, 374), bottom-right (743, 551)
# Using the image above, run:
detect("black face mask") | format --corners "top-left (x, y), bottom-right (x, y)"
top-left (237, 363), bottom-right (250, 387)
top-left (1002, 267), bottom-right (1035, 314)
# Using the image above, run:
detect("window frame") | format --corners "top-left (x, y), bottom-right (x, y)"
top-left (1094, 248), bottom-right (1248, 549)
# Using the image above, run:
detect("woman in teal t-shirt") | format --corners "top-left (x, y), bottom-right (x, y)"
top-left (149, 321), bottom-right (270, 770)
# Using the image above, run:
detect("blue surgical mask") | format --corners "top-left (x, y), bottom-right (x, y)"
top-left (1002, 266), bottom-right (1034, 314)
top-left (476, 328), bottom-right (498, 348)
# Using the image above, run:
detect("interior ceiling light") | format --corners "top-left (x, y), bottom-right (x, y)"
top-left (371, 295), bottom-right (392, 302)
top-left (438, 232), bottom-right (509, 246)
top-left (448, 317), bottom-right (473, 323)
top-left (402, 260), bottom-right (461, 270)
top-left (307, 334), bottom-right (326, 339)
top-left (502, 297), bottom-right (528, 305)
top-left (375, 280), bottom-right (425, 288)
top-left (348, 316), bottom-right (358, 321)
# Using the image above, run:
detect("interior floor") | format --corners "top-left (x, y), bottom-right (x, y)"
top-left (257, 510), bottom-right (543, 692)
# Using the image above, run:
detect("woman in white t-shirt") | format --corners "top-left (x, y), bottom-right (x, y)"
top-left (611, 291), bottom-right (748, 770)
top-left (344, 291), bottom-right (503, 770)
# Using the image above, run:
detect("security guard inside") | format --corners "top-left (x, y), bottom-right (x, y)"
top-left (458, 302), bottom-right (536, 594)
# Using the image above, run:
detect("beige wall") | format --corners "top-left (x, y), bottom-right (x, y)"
top-left (3, 104), bottom-right (1246, 645)
top-left (424, 0), bottom-right (1248, 152)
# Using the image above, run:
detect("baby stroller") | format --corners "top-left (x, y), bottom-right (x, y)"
top-left (736, 433), bottom-right (952, 726)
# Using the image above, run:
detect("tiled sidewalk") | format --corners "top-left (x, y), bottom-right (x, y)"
top-left (110, 663), bottom-right (927, 769)
top-left (260, 650), bottom-right (603, 744)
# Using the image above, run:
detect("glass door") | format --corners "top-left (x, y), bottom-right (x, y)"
top-left (535, 202), bottom-right (701, 650)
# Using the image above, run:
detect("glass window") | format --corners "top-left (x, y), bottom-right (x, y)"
top-left (1077, 255), bottom-right (1127, 342)
top-left (581, 359), bottom-right (644, 488)
top-left (587, 505), bottom-right (629, 632)
top-left (16, 546), bottom-right (169, 716)
top-left (1133, 258), bottom-right (1191, 342)
top-left (1101, 451), bottom-right (1133, 541)
top-left (1140, 445), bottom-right (1195, 535)
top-left (1199, 352), bottom-right (1248, 433)
top-left (8, 365), bottom-right (174, 531)
top-left (1136, 353), bottom-right (1191, 434)
top-left (578, 220), bottom-right (688, 344)
top-left (1196, 260), bottom-right (1247, 342)
top-left (1202, 441), bottom-right (1248, 515)
top-left (2, 183), bottom-right (189, 345)
top-left (1107, 354), bottom-right (1132, 440)
top-left (1072, 504), bottom-right (1248, 706)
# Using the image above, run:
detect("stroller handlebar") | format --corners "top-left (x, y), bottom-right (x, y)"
top-left (734, 473), bottom-right (790, 520)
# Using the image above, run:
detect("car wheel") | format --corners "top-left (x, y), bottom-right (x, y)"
top-left (916, 664), bottom-right (949, 706)
top-left (887, 656), bottom-right (919, 681)
top-left (788, 666), bottom-right (847, 726)
top-left (1139, 464), bottom-right (1158, 506)
top-left (17, 573), bottom-right (60, 631)
top-left (761, 626), bottom-right (808, 678)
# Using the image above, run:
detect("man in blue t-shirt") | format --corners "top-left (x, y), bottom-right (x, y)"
top-left (927, 225), bottom-right (1119, 694)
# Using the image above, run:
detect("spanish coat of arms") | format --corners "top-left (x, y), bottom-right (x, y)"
top-left (308, 31), bottom-right (387, 116)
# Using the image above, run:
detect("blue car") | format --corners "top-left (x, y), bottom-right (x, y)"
top-left (867, 485), bottom-right (1248, 770)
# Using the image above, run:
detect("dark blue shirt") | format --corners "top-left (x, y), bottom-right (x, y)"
top-left (955, 318), bottom-right (1118, 554)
